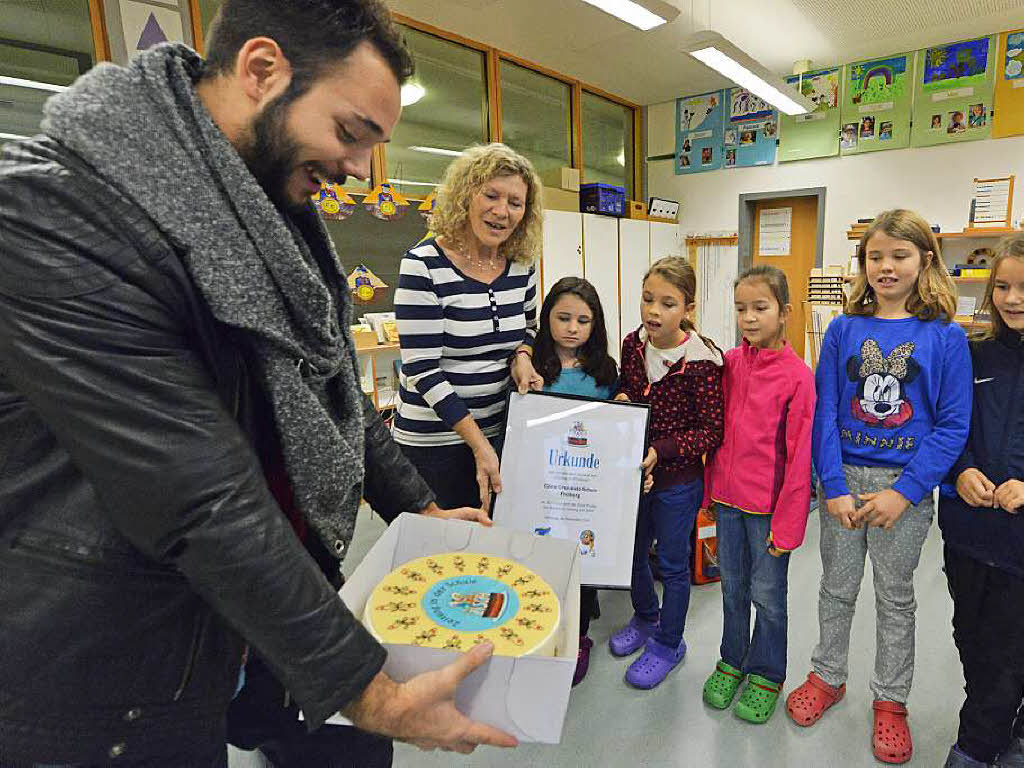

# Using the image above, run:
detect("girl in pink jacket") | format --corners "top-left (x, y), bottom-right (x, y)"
top-left (701, 265), bottom-right (816, 724)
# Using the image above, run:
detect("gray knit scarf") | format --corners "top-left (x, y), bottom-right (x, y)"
top-left (42, 44), bottom-right (365, 553)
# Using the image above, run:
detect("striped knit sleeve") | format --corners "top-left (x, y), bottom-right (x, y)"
top-left (523, 267), bottom-right (538, 343)
top-left (394, 254), bottom-right (470, 428)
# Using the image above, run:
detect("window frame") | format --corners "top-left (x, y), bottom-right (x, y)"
top-left (186, 8), bottom-right (643, 202)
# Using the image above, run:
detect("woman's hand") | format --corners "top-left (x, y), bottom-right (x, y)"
top-left (994, 479), bottom-right (1024, 514)
top-left (957, 468), bottom-right (997, 508)
top-left (855, 489), bottom-right (911, 530)
top-left (421, 502), bottom-right (492, 526)
top-left (826, 494), bottom-right (858, 530)
top-left (473, 442), bottom-right (502, 512)
top-left (511, 352), bottom-right (543, 395)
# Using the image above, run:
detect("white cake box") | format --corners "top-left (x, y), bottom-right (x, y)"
top-left (338, 512), bottom-right (580, 744)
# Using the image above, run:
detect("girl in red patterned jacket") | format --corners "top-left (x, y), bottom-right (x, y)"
top-left (609, 256), bottom-right (725, 689)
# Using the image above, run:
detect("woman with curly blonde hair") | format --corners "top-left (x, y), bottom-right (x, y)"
top-left (393, 143), bottom-right (545, 511)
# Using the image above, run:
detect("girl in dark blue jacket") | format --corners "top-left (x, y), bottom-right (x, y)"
top-left (940, 234), bottom-right (1024, 768)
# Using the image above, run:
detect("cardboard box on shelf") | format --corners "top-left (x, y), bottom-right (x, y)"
top-left (539, 166), bottom-right (580, 192)
top-left (624, 200), bottom-right (647, 220)
top-left (337, 513), bottom-right (581, 744)
top-left (543, 187), bottom-right (581, 213)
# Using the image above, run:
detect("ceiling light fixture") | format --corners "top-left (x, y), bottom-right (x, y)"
top-left (681, 31), bottom-right (815, 116)
top-left (580, 0), bottom-right (679, 31)
top-left (400, 83), bottom-right (426, 107)
top-left (0, 131), bottom-right (31, 141)
top-left (616, 150), bottom-right (625, 166)
top-left (409, 145), bottom-right (464, 157)
top-left (0, 76), bottom-right (68, 93)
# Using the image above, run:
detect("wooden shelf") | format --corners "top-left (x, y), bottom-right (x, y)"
top-left (937, 230), bottom-right (1023, 239)
top-left (956, 319), bottom-right (992, 330)
top-left (356, 342), bottom-right (400, 354)
top-left (952, 277), bottom-right (989, 283)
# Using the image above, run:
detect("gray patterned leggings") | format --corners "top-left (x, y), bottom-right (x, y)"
top-left (811, 464), bottom-right (935, 704)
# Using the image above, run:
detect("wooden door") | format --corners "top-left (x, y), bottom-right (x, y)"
top-left (618, 218), bottom-right (650, 347)
top-left (540, 209), bottom-right (584, 299)
top-left (582, 214), bottom-right (621, 363)
top-left (751, 196), bottom-right (818, 358)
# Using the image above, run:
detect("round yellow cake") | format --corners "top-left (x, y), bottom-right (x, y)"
top-left (363, 553), bottom-right (560, 657)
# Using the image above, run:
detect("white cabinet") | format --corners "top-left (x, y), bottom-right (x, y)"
top-left (618, 219), bottom-right (650, 346)
top-left (650, 221), bottom-right (680, 263)
top-left (540, 209), bottom-right (584, 298)
top-left (582, 215), bottom-right (621, 361)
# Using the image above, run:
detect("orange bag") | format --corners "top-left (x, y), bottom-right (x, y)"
top-left (692, 507), bottom-right (720, 585)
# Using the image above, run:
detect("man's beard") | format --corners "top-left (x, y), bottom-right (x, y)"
top-left (236, 93), bottom-right (306, 215)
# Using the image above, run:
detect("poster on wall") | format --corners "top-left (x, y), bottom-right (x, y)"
top-left (724, 87), bottom-right (778, 168)
top-left (119, 0), bottom-right (185, 57)
top-left (840, 53), bottom-right (914, 154)
top-left (675, 90), bottom-right (725, 174)
top-left (993, 29), bottom-right (1024, 138)
top-left (778, 68), bottom-right (841, 162)
top-left (911, 35), bottom-right (996, 148)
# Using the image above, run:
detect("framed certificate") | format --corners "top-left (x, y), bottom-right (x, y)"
top-left (493, 392), bottom-right (650, 589)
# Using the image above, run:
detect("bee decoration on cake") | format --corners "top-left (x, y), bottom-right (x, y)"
top-left (377, 601), bottom-right (416, 613)
top-left (524, 603), bottom-right (552, 613)
top-left (452, 556), bottom-right (466, 573)
top-left (496, 564), bottom-right (513, 578)
top-left (522, 589), bottom-right (550, 599)
top-left (425, 559), bottom-right (444, 576)
top-left (499, 627), bottom-right (524, 646)
top-left (387, 616), bottom-right (419, 630)
top-left (443, 635), bottom-right (463, 650)
top-left (476, 557), bottom-right (490, 574)
top-left (515, 617), bottom-right (541, 630)
top-left (412, 628), bottom-right (438, 646)
top-left (383, 585), bottom-right (416, 595)
top-left (399, 568), bottom-right (426, 582)
top-left (513, 574), bottom-right (535, 587)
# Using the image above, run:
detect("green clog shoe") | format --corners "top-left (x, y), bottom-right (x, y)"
top-left (734, 674), bottom-right (782, 724)
top-left (702, 660), bottom-right (745, 709)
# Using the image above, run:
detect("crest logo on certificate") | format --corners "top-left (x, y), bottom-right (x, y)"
top-left (493, 392), bottom-right (650, 588)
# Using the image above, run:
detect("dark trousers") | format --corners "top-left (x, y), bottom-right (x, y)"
top-left (630, 479), bottom-right (703, 648)
top-left (399, 437), bottom-right (503, 510)
top-left (227, 655), bottom-right (392, 768)
top-left (580, 586), bottom-right (598, 636)
top-left (945, 544), bottom-right (1024, 763)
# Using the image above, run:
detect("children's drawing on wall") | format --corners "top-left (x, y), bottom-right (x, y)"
top-left (931, 114), bottom-right (943, 130)
top-left (680, 154), bottom-right (691, 169)
top-left (968, 103), bottom-right (987, 128)
top-left (740, 130), bottom-right (756, 145)
top-left (859, 116), bottom-right (876, 138)
top-left (848, 55), bottom-right (909, 105)
top-left (724, 130), bottom-right (737, 146)
top-left (879, 121), bottom-right (893, 140)
top-left (841, 123), bottom-right (858, 149)
top-left (725, 148), bottom-right (737, 167)
top-left (947, 110), bottom-right (967, 133)
top-left (1006, 32), bottom-right (1024, 79)
top-left (793, 70), bottom-right (839, 111)
top-left (701, 147), bottom-right (713, 165)
top-left (924, 37), bottom-right (991, 88)
top-left (763, 121), bottom-right (777, 138)
top-left (679, 93), bottom-right (719, 132)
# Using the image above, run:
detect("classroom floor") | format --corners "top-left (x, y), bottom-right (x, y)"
top-left (230, 502), bottom-right (963, 768)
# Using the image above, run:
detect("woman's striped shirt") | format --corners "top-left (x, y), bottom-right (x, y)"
top-left (393, 238), bottom-right (538, 446)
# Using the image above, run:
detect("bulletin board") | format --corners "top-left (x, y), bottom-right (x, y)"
top-left (675, 90), bottom-right (726, 174)
top-left (993, 29), bottom-right (1024, 138)
top-left (778, 68), bottom-right (841, 162)
top-left (911, 35), bottom-right (997, 148)
top-left (724, 87), bottom-right (779, 168)
top-left (840, 53), bottom-right (914, 154)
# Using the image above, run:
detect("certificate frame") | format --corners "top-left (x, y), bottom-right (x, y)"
top-left (493, 391), bottom-right (651, 589)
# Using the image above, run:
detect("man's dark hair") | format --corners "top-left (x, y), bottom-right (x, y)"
top-left (203, 0), bottom-right (414, 94)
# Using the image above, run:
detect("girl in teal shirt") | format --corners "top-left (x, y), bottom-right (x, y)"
top-left (529, 276), bottom-right (618, 685)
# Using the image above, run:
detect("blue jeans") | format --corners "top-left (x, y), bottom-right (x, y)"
top-left (631, 479), bottom-right (702, 648)
top-left (716, 504), bottom-right (791, 684)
